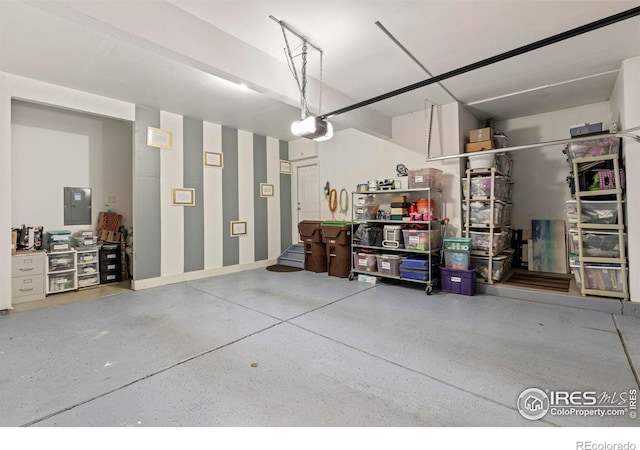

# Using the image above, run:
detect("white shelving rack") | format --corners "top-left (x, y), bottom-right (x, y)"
top-left (350, 187), bottom-right (443, 295)
top-left (463, 155), bottom-right (514, 284)
top-left (572, 152), bottom-right (629, 299)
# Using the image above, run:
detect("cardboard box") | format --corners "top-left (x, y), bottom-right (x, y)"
top-left (469, 127), bottom-right (493, 143)
top-left (97, 212), bottom-right (122, 232)
top-left (98, 230), bottom-right (122, 243)
top-left (11, 230), bottom-right (17, 255)
top-left (465, 140), bottom-right (494, 153)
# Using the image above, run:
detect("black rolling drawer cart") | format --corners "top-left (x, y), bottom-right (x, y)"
top-left (99, 244), bottom-right (122, 284)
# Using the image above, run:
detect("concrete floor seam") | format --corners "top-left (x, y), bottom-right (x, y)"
top-left (19, 321), bottom-right (286, 427)
top-left (286, 321), bottom-right (560, 427)
top-left (185, 279), bottom-right (377, 323)
top-left (282, 284), bottom-right (378, 322)
top-left (185, 283), bottom-right (286, 322)
top-left (611, 314), bottom-right (640, 390)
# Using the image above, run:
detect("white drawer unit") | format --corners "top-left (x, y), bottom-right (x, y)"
top-left (12, 252), bottom-right (46, 304)
top-left (76, 248), bottom-right (100, 289)
top-left (46, 250), bottom-right (77, 295)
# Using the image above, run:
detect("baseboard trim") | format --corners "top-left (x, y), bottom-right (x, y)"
top-left (131, 259), bottom-right (277, 290)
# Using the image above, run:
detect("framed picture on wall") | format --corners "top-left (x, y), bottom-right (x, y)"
top-left (231, 221), bottom-right (247, 237)
top-left (172, 188), bottom-right (195, 206)
top-left (260, 183), bottom-right (274, 197)
top-left (279, 160), bottom-right (292, 174)
top-left (147, 127), bottom-right (173, 149)
top-left (204, 151), bottom-right (223, 167)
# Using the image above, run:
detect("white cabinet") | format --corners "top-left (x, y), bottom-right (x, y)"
top-left (12, 252), bottom-right (46, 304)
top-left (46, 250), bottom-right (77, 295)
top-left (76, 248), bottom-right (100, 288)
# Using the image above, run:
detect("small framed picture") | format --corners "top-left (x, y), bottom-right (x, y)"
top-left (260, 183), bottom-right (274, 197)
top-left (231, 221), bottom-right (247, 237)
top-left (172, 188), bottom-right (195, 206)
top-left (204, 151), bottom-right (223, 167)
top-left (279, 160), bottom-right (292, 174)
top-left (147, 127), bottom-right (173, 149)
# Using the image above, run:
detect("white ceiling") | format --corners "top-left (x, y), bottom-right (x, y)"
top-left (1, 1), bottom-right (639, 141)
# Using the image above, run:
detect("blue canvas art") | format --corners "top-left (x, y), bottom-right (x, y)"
top-left (532, 220), bottom-right (568, 274)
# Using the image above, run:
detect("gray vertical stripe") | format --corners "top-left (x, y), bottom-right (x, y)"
top-left (222, 126), bottom-right (239, 266)
top-left (133, 106), bottom-right (161, 280)
top-left (279, 140), bottom-right (292, 251)
top-left (183, 117), bottom-right (204, 272)
top-left (253, 134), bottom-right (268, 261)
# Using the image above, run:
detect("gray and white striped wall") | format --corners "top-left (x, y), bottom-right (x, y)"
top-left (133, 106), bottom-right (291, 288)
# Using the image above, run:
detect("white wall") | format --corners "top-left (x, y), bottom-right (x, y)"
top-left (11, 100), bottom-right (133, 234)
top-left (0, 72), bottom-right (135, 311)
top-left (316, 108), bottom-right (464, 237)
top-left (612, 56), bottom-right (640, 302)
top-left (1, 72), bottom-right (288, 308)
top-left (495, 102), bottom-right (611, 230)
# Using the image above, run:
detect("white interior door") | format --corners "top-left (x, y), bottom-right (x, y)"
top-left (297, 163), bottom-right (320, 224)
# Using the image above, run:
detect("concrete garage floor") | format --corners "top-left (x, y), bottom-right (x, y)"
top-left (1, 268), bottom-right (639, 427)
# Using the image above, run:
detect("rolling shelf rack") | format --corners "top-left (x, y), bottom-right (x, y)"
top-left (349, 187), bottom-right (443, 295)
top-left (463, 160), bottom-right (514, 284)
top-left (572, 151), bottom-right (629, 299)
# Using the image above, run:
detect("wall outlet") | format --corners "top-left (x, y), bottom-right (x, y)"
top-left (107, 196), bottom-right (116, 203)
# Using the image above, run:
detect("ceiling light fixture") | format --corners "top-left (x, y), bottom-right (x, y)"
top-left (291, 116), bottom-right (333, 141)
top-left (271, 15), bottom-right (332, 142)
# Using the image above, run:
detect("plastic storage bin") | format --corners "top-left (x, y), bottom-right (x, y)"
top-left (470, 229), bottom-right (511, 254)
top-left (376, 254), bottom-right (401, 277)
top-left (48, 253), bottom-right (75, 272)
top-left (48, 273), bottom-right (74, 292)
top-left (469, 254), bottom-right (511, 281)
top-left (570, 231), bottom-right (623, 258)
top-left (444, 250), bottom-right (470, 270)
top-left (407, 168), bottom-right (443, 189)
top-left (78, 274), bottom-right (99, 287)
top-left (441, 268), bottom-right (476, 295)
top-left (565, 200), bottom-right (618, 225)
top-left (47, 230), bottom-right (72, 242)
top-left (444, 237), bottom-right (473, 251)
top-left (400, 268), bottom-right (437, 281)
top-left (567, 137), bottom-right (620, 163)
top-left (355, 205), bottom-right (379, 221)
top-left (462, 176), bottom-right (511, 199)
top-left (402, 228), bottom-right (441, 251)
top-left (584, 264), bottom-right (625, 292)
top-left (467, 153), bottom-right (495, 170)
top-left (400, 254), bottom-right (440, 270)
top-left (353, 252), bottom-right (378, 272)
top-left (463, 201), bottom-right (509, 225)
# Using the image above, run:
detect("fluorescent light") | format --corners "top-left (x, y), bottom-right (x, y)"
top-left (291, 116), bottom-right (333, 141)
